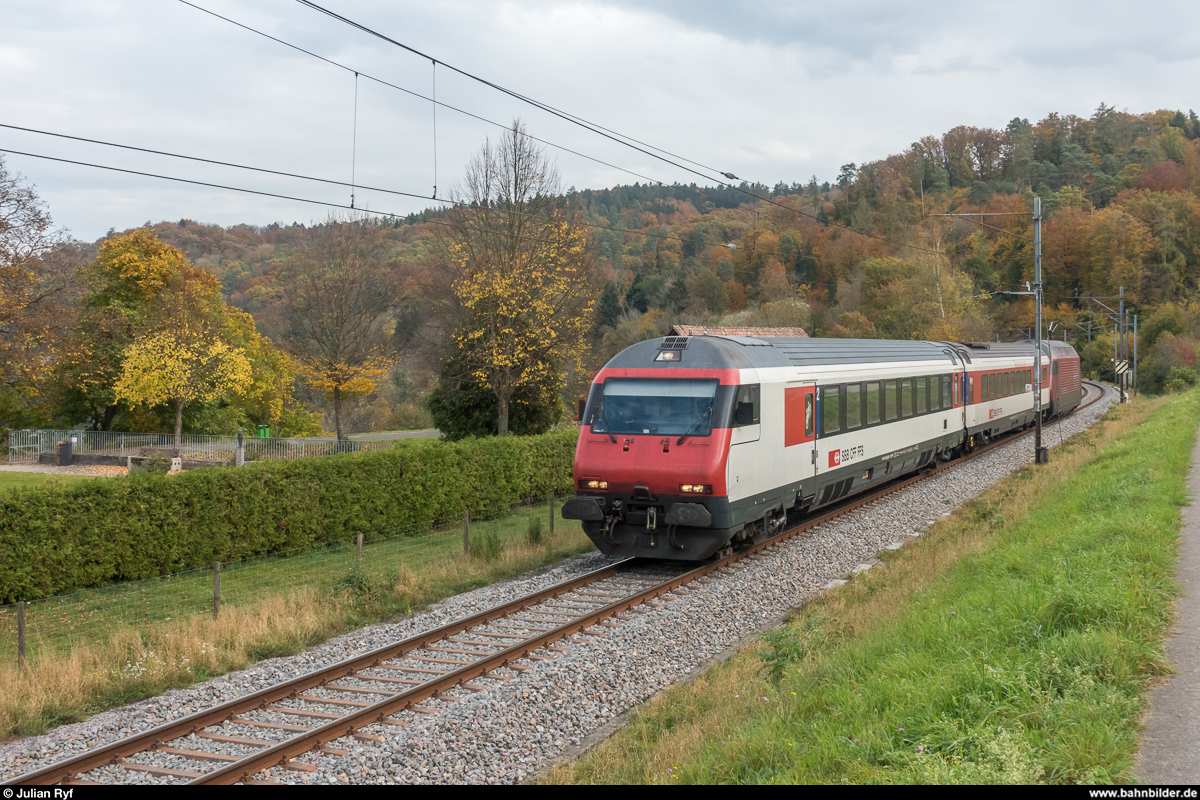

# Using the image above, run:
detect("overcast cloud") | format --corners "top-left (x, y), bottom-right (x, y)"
top-left (2, 0), bottom-right (1197, 241)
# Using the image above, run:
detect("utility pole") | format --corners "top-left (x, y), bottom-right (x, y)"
top-left (1034, 197), bottom-right (1047, 464)
top-left (1087, 321), bottom-right (1092, 380)
top-left (929, 200), bottom-right (1046, 464)
top-left (1133, 314), bottom-right (1139, 399)
top-left (1118, 287), bottom-right (1126, 400)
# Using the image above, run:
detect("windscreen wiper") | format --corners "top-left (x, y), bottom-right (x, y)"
top-left (677, 406), bottom-right (713, 445)
top-left (597, 406), bottom-right (617, 443)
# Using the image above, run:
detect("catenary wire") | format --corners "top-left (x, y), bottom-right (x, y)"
top-left (176, 0), bottom-right (666, 188)
top-left (0, 122), bottom-right (850, 284)
top-left (182, 0), bottom-right (946, 260)
top-left (292, 0), bottom-right (947, 258)
top-left (0, 146), bottom-right (706, 255)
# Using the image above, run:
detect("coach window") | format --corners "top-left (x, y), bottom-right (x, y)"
top-left (732, 384), bottom-right (760, 427)
top-left (942, 375), bottom-right (952, 409)
top-left (805, 393), bottom-right (814, 437)
top-left (885, 379), bottom-right (898, 420)
top-left (929, 376), bottom-right (940, 412)
top-left (865, 381), bottom-right (881, 425)
top-left (1002, 371), bottom-right (1008, 397)
top-left (846, 383), bottom-right (862, 430)
top-left (900, 378), bottom-right (913, 417)
top-left (916, 376), bottom-right (928, 414)
top-left (821, 385), bottom-right (841, 435)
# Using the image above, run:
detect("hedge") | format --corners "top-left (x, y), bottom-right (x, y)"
top-left (0, 429), bottom-right (579, 603)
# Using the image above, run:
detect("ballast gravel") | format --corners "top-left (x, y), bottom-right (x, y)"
top-left (0, 385), bottom-right (1116, 784)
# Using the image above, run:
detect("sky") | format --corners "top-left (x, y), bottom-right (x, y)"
top-left (3, 0), bottom-right (1198, 242)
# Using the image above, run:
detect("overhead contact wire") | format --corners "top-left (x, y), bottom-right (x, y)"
top-left (292, 0), bottom-right (945, 257)
top-left (176, 0), bottom-right (664, 187)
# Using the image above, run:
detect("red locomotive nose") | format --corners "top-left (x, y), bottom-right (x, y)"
top-left (574, 428), bottom-right (729, 497)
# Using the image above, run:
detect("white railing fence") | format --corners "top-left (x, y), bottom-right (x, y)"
top-left (5, 429), bottom-right (397, 465)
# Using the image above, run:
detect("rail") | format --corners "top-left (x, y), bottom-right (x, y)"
top-left (3, 382), bottom-right (1109, 785)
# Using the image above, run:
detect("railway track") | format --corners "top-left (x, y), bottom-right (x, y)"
top-left (5, 382), bottom-right (1108, 786)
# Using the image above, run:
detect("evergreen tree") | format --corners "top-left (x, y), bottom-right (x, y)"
top-left (597, 281), bottom-right (621, 328)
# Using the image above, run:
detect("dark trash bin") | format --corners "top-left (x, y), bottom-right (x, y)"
top-left (56, 439), bottom-right (72, 467)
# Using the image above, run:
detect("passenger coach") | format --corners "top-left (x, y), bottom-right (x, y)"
top-left (562, 334), bottom-right (1081, 561)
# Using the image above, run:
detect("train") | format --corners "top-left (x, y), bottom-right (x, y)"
top-left (561, 334), bottom-right (1083, 561)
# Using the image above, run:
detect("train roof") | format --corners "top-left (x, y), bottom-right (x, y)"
top-left (948, 342), bottom-right (1039, 363)
top-left (605, 335), bottom-right (961, 372)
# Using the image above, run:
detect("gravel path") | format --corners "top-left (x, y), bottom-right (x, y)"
top-left (0, 385), bottom-right (1116, 784)
top-left (0, 464), bottom-right (128, 477)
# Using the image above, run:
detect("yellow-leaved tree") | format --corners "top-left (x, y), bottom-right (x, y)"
top-left (444, 120), bottom-right (597, 436)
top-left (114, 335), bottom-right (252, 450)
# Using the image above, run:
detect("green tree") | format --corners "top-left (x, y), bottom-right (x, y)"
top-left (596, 281), bottom-right (621, 329)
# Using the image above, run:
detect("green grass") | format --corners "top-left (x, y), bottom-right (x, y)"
top-left (0, 471), bottom-right (98, 492)
top-left (548, 392), bottom-right (1198, 785)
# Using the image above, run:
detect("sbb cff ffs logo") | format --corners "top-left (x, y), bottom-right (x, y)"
top-left (829, 445), bottom-right (864, 468)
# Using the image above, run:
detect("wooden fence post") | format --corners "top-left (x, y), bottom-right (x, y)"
top-left (463, 509), bottom-right (470, 555)
top-left (17, 601), bottom-right (26, 669)
top-left (356, 533), bottom-right (363, 571)
top-left (213, 561), bottom-right (221, 620)
top-left (549, 492), bottom-right (555, 534)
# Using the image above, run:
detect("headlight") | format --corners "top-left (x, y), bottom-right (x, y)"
top-left (580, 479), bottom-right (608, 490)
top-left (679, 483), bottom-right (712, 494)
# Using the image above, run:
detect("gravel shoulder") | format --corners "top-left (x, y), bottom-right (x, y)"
top-left (0, 387), bottom-right (1115, 784)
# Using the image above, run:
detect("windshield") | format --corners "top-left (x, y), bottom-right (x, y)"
top-left (591, 378), bottom-right (718, 436)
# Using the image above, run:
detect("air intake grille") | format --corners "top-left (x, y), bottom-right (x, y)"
top-left (659, 336), bottom-right (689, 350)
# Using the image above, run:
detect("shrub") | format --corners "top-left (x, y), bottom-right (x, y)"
top-left (1164, 366), bottom-right (1198, 393)
top-left (526, 517), bottom-right (544, 545)
top-left (469, 526), bottom-right (503, 562)
top-left (130, 452), bottom-right (172, 475)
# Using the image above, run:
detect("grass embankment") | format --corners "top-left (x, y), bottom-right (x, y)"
top-left (0, 505), bottom-right (595, 742)
top-left (547, 392), bottom-right (1198, 785)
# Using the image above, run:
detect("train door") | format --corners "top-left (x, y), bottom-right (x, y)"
top-left (784, 381), bottom-right (817, 481)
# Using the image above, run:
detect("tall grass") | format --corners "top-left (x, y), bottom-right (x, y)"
top-left (546, 393), bottom-right (1197, 785)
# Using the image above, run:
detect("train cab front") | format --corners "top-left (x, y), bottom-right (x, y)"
top-left (562, 361), bottom-right (739, 561)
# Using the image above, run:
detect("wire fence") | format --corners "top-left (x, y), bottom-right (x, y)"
top-left (0, 493), bottom-right (567, 667)
top-left (4, 429), bottom-right (419, 465)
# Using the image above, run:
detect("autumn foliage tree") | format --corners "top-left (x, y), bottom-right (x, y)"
top-left (276, 218), bottom-right (396, 440)
top-left (114, 334), bottom-right (252, 449)
top-left (104, 231), bottom-right (258, 445)
top-left (441, 121), bottom-right (597, 437)
top-left (0, 156), bottom-right (82, 428)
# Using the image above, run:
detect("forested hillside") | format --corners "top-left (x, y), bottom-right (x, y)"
top-left (4, 105), bottom-right (1198, 437)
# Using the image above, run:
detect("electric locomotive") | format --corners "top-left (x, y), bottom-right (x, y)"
top-left (562, 334), bottom-right (1081, 561)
